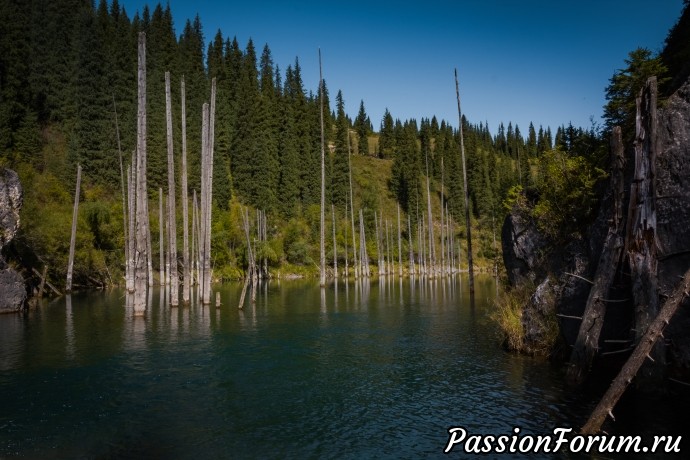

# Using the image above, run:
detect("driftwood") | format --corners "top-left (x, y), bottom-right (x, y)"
top-left (567, 126), bottom-right (626, 385)
top-left (32, 267), bottom-right (61, 297)
top-left (581, 268), bottom-right (690, 434)
top-left (66, 164), bottom-right (81, 292)
top-left (454, 69), bottom-right (474, 305)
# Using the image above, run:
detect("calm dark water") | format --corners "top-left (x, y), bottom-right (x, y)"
top-left (0, 276), bottom-right (687, 459)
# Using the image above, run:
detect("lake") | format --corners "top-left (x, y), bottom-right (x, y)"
top-left (1, 276), bottom-right (687, 458)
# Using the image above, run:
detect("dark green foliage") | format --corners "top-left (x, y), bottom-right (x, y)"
top-left (603, 48), bottom-right (669, 139)
top-left (378, 108), bottom-right (395, 159)
top-left (331, 90), bottom-right (350, 207)
top-left (354, 100), bottom-right (370, 155)
top-left (660, 1), bottom-right (690, 95)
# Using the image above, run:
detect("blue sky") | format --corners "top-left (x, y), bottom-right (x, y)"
top-left (118, 0), bottom-right (684, 135)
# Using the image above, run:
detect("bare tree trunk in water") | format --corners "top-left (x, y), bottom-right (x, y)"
top-left (455, 68), bottom-right (474, 306)
top-left (180, 77), bottom-right (190, 305)
top-left (66, 164), bottom-right (81, 292)
top-left (165, 71), bottom-right (178, 306)
top-left (133, 32), bottom-right (149, 314)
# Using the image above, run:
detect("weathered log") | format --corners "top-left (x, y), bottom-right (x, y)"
top-left (567, 126), bottom-right (626, 385)
top-left (581, 267), bottom-right (690, 435)
top-left (66, 164), bottom-right (81, 292)
top-left (32, 267), bottom-right (61, 297)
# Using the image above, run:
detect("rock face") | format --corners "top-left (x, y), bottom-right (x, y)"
top-left (0, 168), bottom-right (26, 314)
top-left (501, 76), bottom-right (690, 368)
top-left (656, 78), bottom-right (690, 368)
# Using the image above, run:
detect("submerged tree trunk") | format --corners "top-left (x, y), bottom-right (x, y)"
top-left (581, 268), bottom-right (690, 435)
top-left (397, 205), bottom-right (403, 276)
top-left (348, 130), bottom-right (358, 279)
top-left (133, 31), bottom-right (149, 314)
top-left (567, 126), bottom-right (626, 386)
top-left (455, 68), bottom-right (474, 306)
top-left (319, 49), bottom-right (326, 287)
top-left (159, 188), bottom-right (165, 286)
top-left (180, 77), bottom-right (190, 305)
top-left (165, 71), bottom-right (178, 306)
top-left (113, 96), bottom-right (128, 287)
top-left (332, 204), bottom-right (338, 278)
top-left (66, 164), bottom-right (81, 292)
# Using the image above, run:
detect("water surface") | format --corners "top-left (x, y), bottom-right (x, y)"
top-left (0, 276), bottom-right (686, 458)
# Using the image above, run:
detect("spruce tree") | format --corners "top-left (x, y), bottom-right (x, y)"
top-left (331, 90), bottom-right (350, 207)
top-left (354, 100), bottom-right (369, 155)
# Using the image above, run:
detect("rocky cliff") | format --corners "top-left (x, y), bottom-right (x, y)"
top-left (502, 75), bottom-right (690, 369)
top-left (0, 168), bottom-right (26, 313)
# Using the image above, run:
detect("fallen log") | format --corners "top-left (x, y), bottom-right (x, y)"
top-left (580, 267), bottom-right (690, 435)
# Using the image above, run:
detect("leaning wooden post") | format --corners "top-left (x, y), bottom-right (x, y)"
top-left (165, 71), bottom-right (178, 306)
top-left (319, 49), bottom-right (326, 287)
top-left (581, 268), bottom-right (690, 435)
top-left (455, 68), bottom-right (475, 306)
top-left (567, 126), bottom-right (626, 386)
top-left (66, 164), bottom-right (81, 292)
top-left (133, 31), bottom-right (149, 314)
top-left (180, 77), bottom-right (190, 304)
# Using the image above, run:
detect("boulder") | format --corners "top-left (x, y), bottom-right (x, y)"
top-left (501, 212), bottom-right (547, 285)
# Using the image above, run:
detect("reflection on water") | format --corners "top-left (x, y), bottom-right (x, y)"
top-left (0, 276), bottom-right (688, 458)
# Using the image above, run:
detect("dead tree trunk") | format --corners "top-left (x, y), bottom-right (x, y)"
top-left (180, 77), bottom-right (190, 305)
top-left (66, 164), bottom-right (81, 292)
top-left (165, 71), bottom-right (178, 306)
top-left (344, 201), bottom-right (349, 277)
top-left (113, 96), bottom-right (128, 286)
top-left (625, 76), bottom-right (662, 380)
top-left (581, 268), bottom-right (690, 435)
top-left (567, 126), bottom-right (626, 386)
top-left (397, 205), bottom-right (403, 276)
top-left (133, 31), bottom-right (149, 314)
top-left (126, 160), bottom-right (135, 292)
top-left (159, 188), bottom-right (165, 286)
top-left (408, 214), bottom-right (414, 275)
top-left (204, 78), bottom-right (216, 304)
top-left (332, 204), bottom-right (338, 278)
top-left (455, 68), bottom-right (474, 306)
top-left (319, 49), bottom-right (326, 287)
top-left (348, 131), bottom-right (358, 279)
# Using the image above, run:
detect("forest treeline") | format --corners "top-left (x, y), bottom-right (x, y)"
top-left (3, 0), bottom-right (683, 289)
